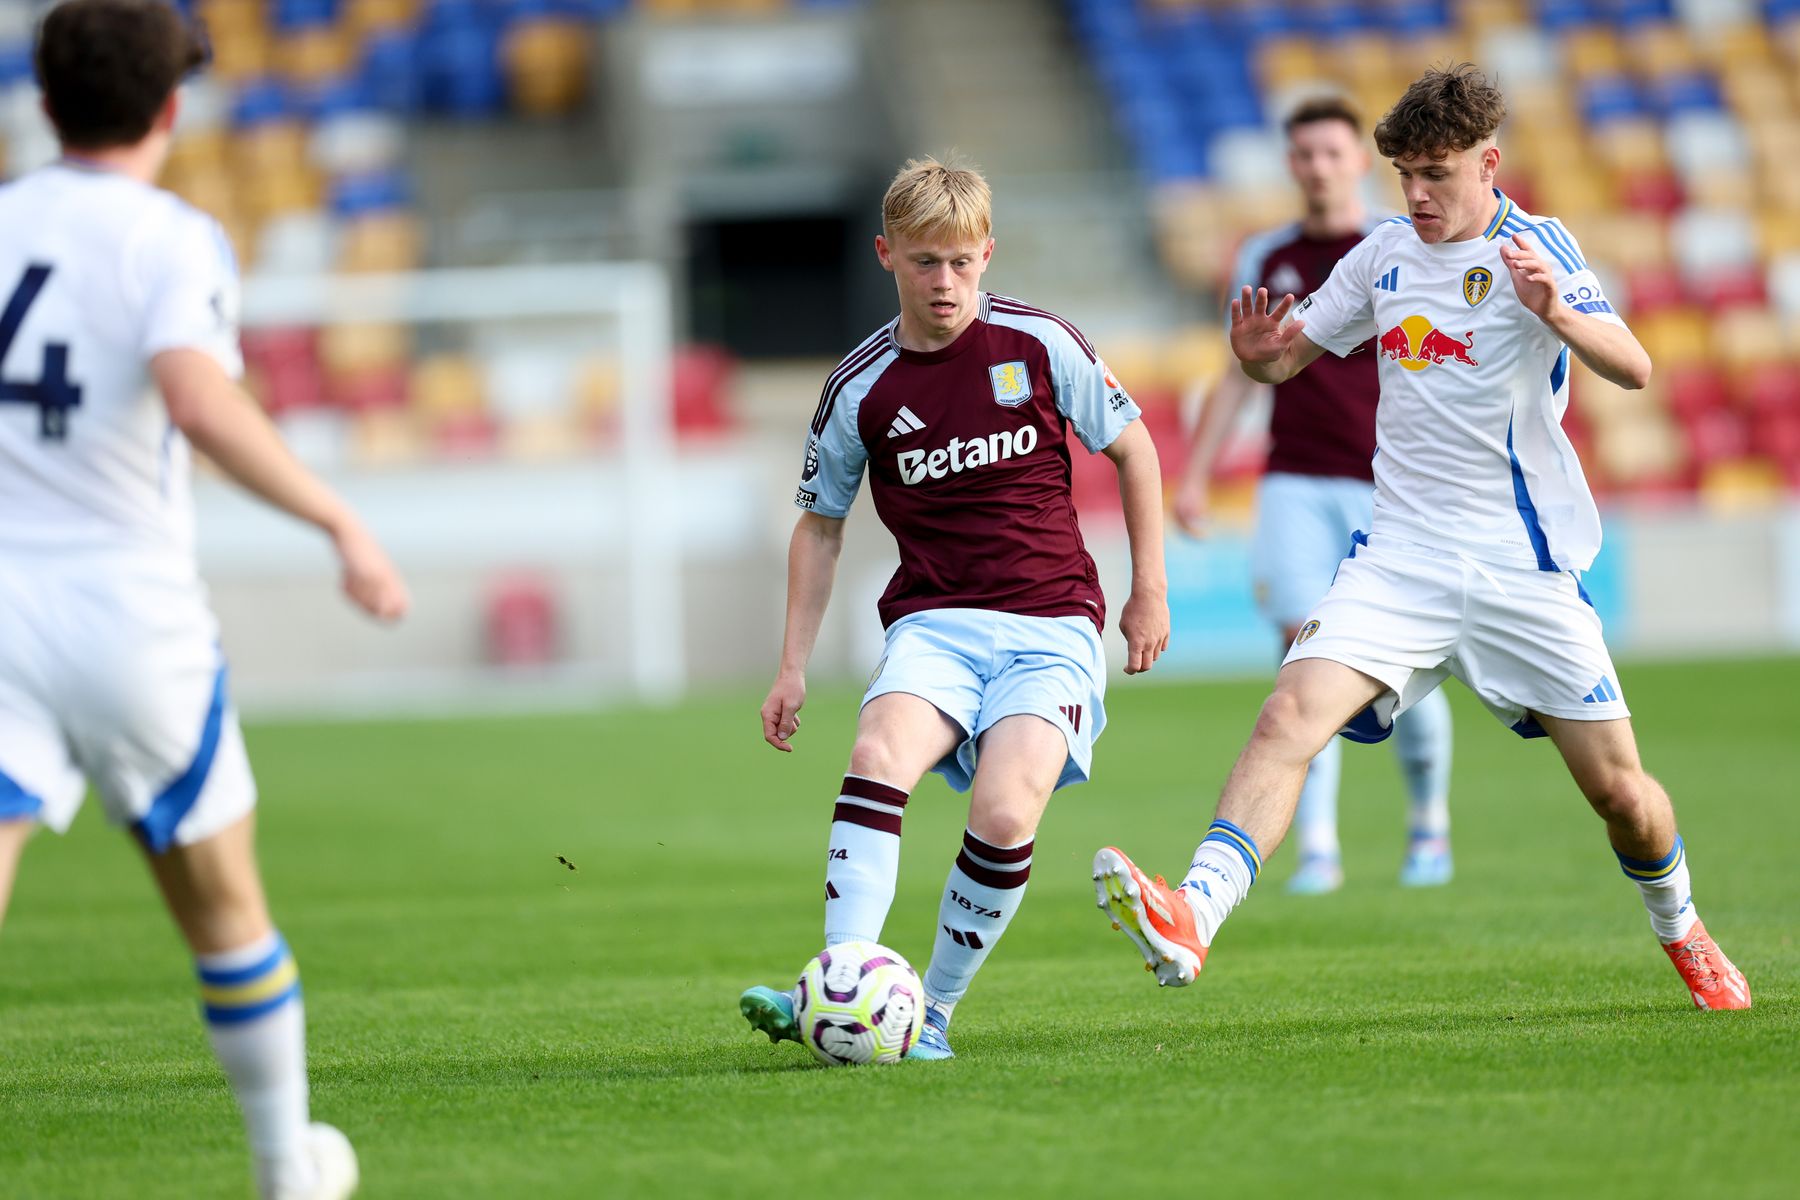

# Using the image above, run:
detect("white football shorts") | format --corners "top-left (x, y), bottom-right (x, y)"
top-left (1283, 531), bottom-right (1628, 741)
top-left (1250, 471), bottom-right (1377, 629)
top-left (0, 556), bottom-right (256, 852)
top-left (862, 607), bottom-right (1107, 792)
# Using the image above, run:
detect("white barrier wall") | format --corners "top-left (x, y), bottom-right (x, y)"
top-left (197, 448), bottom-right (1800, 715)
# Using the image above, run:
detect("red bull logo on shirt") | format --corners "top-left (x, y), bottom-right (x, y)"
top-left (1377, 315), bottom-right (1479, 372)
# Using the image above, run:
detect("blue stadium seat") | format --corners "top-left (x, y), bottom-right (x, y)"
top-left (330, 170), bottom-right (412, 219)
top-left (273, 0), bottom-right (340, 31)
top-left (359, 28), bottom-right (422, 114)
top-left (1580, 74), bottom-right (1655, 125)
top-left (1537, 0), bottom-right (1606, 31)
top-left (232, 78), bottom-right (298, 129)
top-left (1651, 72), bottom-right (1725, 116)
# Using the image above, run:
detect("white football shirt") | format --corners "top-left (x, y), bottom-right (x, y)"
top-left (1294, 189), bottom-right (1623, 572)
top-left (0, 161), bottom-right (242, 576)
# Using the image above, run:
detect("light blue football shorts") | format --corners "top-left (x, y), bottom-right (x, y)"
top-left (1250, 471), bottom-right (1378, 630)
top-left (861, 607), bottom-right (1108, 793)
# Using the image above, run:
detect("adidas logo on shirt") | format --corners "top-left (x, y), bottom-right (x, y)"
top-left (1374, 265), bottom-right (1400, 292)
top-left (887, 406), bottom-right (926, 439)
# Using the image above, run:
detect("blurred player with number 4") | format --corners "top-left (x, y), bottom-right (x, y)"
top-left (0, 3), bottom-right (411, 1197)
top-left (1174, 97), bottom-right (1455, 896)
top-left (1097, 66), bottom-right (1749, 1012)
top-left (741, 157), bottom-right (1170, 1060)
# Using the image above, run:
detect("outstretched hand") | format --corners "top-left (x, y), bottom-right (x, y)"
top-left (1229, 286), bottom-right (1304, 365)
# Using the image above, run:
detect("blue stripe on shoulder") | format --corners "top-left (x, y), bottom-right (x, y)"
top-left (1530, 223), bottom-right (1578, 273)
top-left (1550, 346), bottom-right (1569, 394)
top-left (1381, 215), bottom-right (1413, 226)
top-left (1547, 220), bottom-right (1587, 270)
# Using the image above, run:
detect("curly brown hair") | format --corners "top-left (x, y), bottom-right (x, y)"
top-left (1373, 64), bottom-right (1507, 160)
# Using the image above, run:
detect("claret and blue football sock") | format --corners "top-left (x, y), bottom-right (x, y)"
top-left (921, 829), bottom-right (1033, 1014)
top-left (1393, 688), bottom-right (1453, 844)
top-left (1617, 835), bottom-right (1699, 943)
top-left (1180, 819), bottom-right (1263, 944)
top-left (823, 775), bottom-right (909, 946)
top-left (1293, 738), bottom-right (1343, 862)
top-left (196, 930), bottom-right (314, 1196)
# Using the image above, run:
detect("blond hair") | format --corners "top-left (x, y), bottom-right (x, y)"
top-left (881, 155), bottom-right (992, 245)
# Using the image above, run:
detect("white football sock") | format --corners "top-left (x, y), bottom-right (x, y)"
top-left (1180, 819), bottom-right (1263, 945)
top-left (921, 830), bottom-right (1032, 1008)
top-left (1392, 689), bottom-right (1453, 841)
top-left (1617, 836), bottom-right (1699, 943)
top-left (823, 775), bottom-right (908, 946)
top-left (196, 932), bottom-right (314, 1198)
top-left (1294, 737), bottom-right (1342, 861)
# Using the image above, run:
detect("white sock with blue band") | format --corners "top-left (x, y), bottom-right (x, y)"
top-left (1617, 835), bottom-right (1698, 943)
top-left (197, 931), bottom-right (313, 1195)
top-left (1181, 819), bottom-right (1263, 945)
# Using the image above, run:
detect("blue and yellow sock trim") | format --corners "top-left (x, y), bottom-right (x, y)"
top-left (1616, 836), bottom-right (1684, 883)
top-left (197, 935), bottom-right (301, 1026)
top-left (1202, 819), bottom-right (1263, 884)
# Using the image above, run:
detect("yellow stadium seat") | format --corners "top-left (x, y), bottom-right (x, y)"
top-left (1255, 37), bottom-right (1322, 90)
top-left (1560, 27), bottom-right (1626, 79)
top-left (1758, 208), bottom-right (1800, 258)
top-left (1626, 21), bottom-right (1699, 77)
top-left (501, 413), bottom-right (584, 463)
top-left (1595, 410), bottom-right (1686, 485)
top-left (207, 29), bottom-right (272, 82)
top-left (409, 355), bottom-right (487, 422)
top-left (235, 125), bottom-right (310, 176)
top-left (338, 212), bottom-right (424, 274)
top-left (1683, 167), bottom-right (1756, 212)
top-left (1706, 22), bottom-right (1778, 69)
top-left (1634, 308), bottom-right (1713, 369)
top-left (1721, 65), bottom-right (1794, 120)
top-left (322, 323), bottom-right (412, 376)
top-left (1592, 119), bottom-right (1667, 174)
top-left (1533, 166), bottom-right (1612, 223)
top-left (1710, 307), bottom-right (1793, 371)
top-left (1457, 0), bottom-right (1527, 37)
top-left (502, 19), bottom-right (593, 117)
top-left (276, 27), bottom-right (354, 85)
top-left (345, 0), bottom-right (421, 36)
top-left (237, 165), bottom-right (325, 222)
top-left (1699, 458), bottom-right (1784, 513)
top-left (1575, 211), bottom-right (1672, 270)
top-left (1387, 33), bottom-right (1472, 80)
top-left (350, 410), bottom-right (425, 469)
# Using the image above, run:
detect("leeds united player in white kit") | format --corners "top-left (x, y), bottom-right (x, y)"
top-left (0, 3), bottom-right (409, 1196)
top-left (1093, 65), bottom-right (1749, 1011)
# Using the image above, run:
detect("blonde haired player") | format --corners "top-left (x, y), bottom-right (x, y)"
top-left (1094, 65), bottom-right (1749, 1011)
top-left (740, 156), bottom-right (1170, 1058)
top-left (0, 2), bottom-right (409, 1196)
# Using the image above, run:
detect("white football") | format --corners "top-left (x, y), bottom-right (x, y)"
top-left (792, 940), bottom-right (924, 1066)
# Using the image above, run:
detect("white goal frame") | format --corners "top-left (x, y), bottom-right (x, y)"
top-left (239, 262), bottom-right (684, 704)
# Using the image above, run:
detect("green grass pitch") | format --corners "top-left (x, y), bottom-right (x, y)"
top-left (2, 656), bottom-right (1796, 1198)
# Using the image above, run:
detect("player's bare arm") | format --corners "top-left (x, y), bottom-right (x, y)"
top-left (1231, 286), bottom-right (1328, 385)
top-left (151, 349), bottom-right (410, 621)
top-left (1101, 420), bottom-right (1170, 674)
top-left (761, 511), bottom-right (846, 751)
top-left (1174, 367), bottom-right (1262, 537)
top-left (1500, 233), bottom-right (1652, 390)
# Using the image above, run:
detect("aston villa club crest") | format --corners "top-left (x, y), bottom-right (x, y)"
top-left (1463, 266), bottom-right (1494, 307)
top-left (988, 360), bottom-right (1032, 407)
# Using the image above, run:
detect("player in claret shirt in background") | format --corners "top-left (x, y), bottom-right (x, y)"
top-left (1174, 96), bottom-right (1455, 896)
top-left (0, 3), bottom-right (409, 1197)
top-left (740, 156), bottom-right (1170, 1059)
top-left (1095, 65), bottom-right (1750, 1011)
